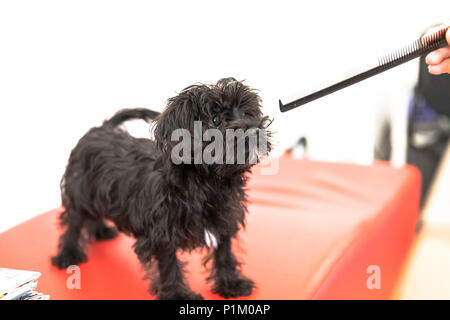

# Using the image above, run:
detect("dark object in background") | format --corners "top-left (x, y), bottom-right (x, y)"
top-left (407, 54), bottom-right (450, 207)
top-left (416, 53), bottom-right (450, 117)
top-left (286, 136), bottom-right (309, 159)
top-left (375, 55), bottom-right (450, 209)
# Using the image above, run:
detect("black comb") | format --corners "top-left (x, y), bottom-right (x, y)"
top-left (279, 26), bottom-right (449, 112)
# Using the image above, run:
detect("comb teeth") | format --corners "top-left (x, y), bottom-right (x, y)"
top-left (378, 27), bottom-right (448, 67)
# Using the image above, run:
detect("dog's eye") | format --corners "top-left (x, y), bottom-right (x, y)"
top-left (212, 115), bottom-right (221, 126)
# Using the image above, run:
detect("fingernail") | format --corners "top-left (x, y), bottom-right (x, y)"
top-left (428, 65), bottom-right (436, 74)
top-left (426, 52), bottom-right (435, 63)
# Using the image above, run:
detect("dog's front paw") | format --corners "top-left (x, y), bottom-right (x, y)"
top-left (212, 274), bottom-right (255, 298)
top-left (158, 287), bottom-right (204, 300)
top-left (51, 246), bottom-right (87, 269)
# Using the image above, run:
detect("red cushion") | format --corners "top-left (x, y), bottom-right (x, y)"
top-left (0, 157), bottom-right (420, 299)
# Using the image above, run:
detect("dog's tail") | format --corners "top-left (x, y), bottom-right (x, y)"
top-left (105, 108), bottom-right (160, 127)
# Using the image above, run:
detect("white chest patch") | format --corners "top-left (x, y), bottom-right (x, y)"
top-left (204, 229), bottom-right (218, 249)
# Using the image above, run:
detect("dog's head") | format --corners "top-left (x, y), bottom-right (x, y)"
top-left (154, 78), bottom-right (272, 176)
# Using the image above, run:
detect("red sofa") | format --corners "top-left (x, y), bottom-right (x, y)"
top-left (0, 157), bottom-right (420, 299)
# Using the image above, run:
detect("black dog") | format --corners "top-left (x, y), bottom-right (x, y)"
top-left (51, 78), bottom-right (271, 299)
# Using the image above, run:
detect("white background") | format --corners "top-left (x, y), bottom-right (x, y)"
top-left (0, 0), bottom-right (448, 232)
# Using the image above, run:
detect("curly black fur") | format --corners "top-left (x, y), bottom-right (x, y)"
top-left (51, 78), bottom-right (272, 299)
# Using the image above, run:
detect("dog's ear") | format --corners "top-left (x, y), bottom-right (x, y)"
top-left (153, 89), bottom-right (199, 152)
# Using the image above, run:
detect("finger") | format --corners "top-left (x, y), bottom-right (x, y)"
top-left (428, 58), bottom-right (450, 75)
top-left (426, 46), bottom-right (450, 65)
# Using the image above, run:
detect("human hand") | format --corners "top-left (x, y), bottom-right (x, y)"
top-left (425, 23), bottom-right (450, 75)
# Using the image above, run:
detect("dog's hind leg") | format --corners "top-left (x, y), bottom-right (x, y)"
top-left (87, 220), bottom-right (119, 241)
top-left (134, 239), bottom-right (203, 300)
top-left (208, 235), bottom-right (255, 298)
top-left (51, 209), bottom-right (88, 269)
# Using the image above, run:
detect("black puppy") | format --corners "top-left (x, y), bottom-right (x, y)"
top-left (51, 78), bottom-right (271, 299)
